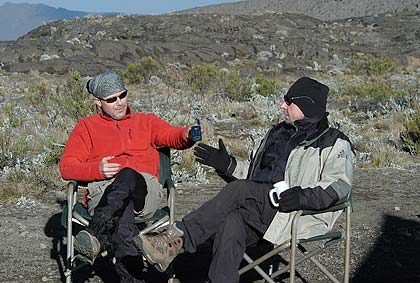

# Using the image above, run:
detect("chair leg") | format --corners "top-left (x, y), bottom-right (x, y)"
top-left (344, 207), bottom-right (351, 283)
top-left (168, 186), bottom-right (176, 225)
top-left (167, 185), bottom-right (176, 283)
top-left (309, 257), bottom-right (340, 283)
top-left (290, 211), bottom-right (302, 283)
top-left (65, 182), bottom-right (77, 283)
top-left (242, 253), bottom-right (277, 283)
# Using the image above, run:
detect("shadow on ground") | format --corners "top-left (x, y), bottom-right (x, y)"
top-left (352, 214), bottom-right (420, 283)
top-left (44, 212), bottom-right (67, 282)
top-left (43, 213), bottom-right (281, 283)
top-left (44, 211), bottom-right (121, 283)
top-left (173, 239), bottom-right (284, 283)
top-left (44, 211), bottom-right (420, 283)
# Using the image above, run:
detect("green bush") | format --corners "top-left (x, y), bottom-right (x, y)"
top-left (255, 73), bottom-right (278, 96)
top-left (226, 72), bottom-right (253, 101)
top-left (27, 81), bottom-right (51, 114)
top-left (44, 145), bottom-right (64, 166)
top-left (2, 103), bottom-right (21, 128)
top-left (0, 128), bottom-right (30, 169)
top-left (401, 101), bottom-right (420, 154)
top-left (0, 127), bottom-right (12, 168)
top-left (61, 70), bottom-right (94, 120)
top-left (349, 56), bottom-right (395, 76)
top-left (342, 80), bottom-right (404, 101)
top-left (122, 56), bottom-right (160, 84)
top-left (187, 62), bottom-right (221, 93)
top-left (28, 81), bottom-right (49, 105)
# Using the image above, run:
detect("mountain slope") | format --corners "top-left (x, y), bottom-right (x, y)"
top-left (0, 11), bottom-right (418, 76)
top-left (179, 0), bottom-right (420, 21)
top-left (0, 3), bottom-right (106, 40)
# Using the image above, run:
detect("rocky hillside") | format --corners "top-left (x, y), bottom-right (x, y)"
top-left (0, 11), bottom-right (419, 76)
top-left (180, 0), bottom-right (420, 21)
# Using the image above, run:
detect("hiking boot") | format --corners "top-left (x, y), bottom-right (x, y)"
top-left (133, 225), bottom-right (184, 272)
top-left (74, 230), bottom-right (101, 261)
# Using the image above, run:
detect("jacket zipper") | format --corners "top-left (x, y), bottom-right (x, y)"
top-left (116, 121), bottom-right (126, 153)
top-left (248, 128), bottom-right (273, 178)
top-left (249, 125), bottom-right (298, 179)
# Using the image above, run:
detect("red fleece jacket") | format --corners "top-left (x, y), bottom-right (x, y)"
top-left (60, 110), bottom-right (191, 182)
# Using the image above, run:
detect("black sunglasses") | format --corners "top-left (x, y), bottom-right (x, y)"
top-left (284, 95), bottom-right (292, 106)
top-left (101, 90), bottom-right (128, 103)
top-left (283, 95), bottom-right (315, 106)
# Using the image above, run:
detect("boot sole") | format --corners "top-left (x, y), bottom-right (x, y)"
top-left (74, 231), bottom-right (99, 261)
top-left (133, 235), bottom-right (168, 272)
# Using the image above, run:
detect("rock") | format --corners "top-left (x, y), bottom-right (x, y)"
top-left (256, 51), bottom-right (272, 62)
top-left (148, 75), bottom-right (162, 86)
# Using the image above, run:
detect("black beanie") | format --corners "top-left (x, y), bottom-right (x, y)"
top-left (285, 77), bottom-right (329, 117)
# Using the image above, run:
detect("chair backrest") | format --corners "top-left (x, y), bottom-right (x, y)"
top-left (158, 147), bottom-right (174, 189)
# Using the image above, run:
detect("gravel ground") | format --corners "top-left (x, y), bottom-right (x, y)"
top-left (0, 166), bottom-right (420, 283)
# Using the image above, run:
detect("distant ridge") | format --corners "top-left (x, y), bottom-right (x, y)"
top-left (1, 10), bottom-right (418, 76)
top-left (179, 0), bottom-right (420, 20)
top-left (0, 2), bottom-right (115, 40)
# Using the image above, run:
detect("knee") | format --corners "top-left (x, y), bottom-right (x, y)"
top-left (117, 167), bottom-right (139, 179)
top-left (115, 168), bottom-right (145, 186)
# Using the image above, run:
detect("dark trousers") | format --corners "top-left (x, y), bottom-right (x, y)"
top-left (88, 168), bottom-right (147, 260)
top-left (176, 179), bottom-right (277, 283)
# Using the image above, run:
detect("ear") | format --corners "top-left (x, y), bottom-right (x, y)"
top-left (93, 97), bottom-right (102, 108)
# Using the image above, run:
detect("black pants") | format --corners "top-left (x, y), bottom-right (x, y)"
top-left (88, 168), bottom-right (147, 262)
top-left (176, 179), bottom-right (277, 283)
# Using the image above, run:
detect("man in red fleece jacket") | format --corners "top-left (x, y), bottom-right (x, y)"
top-left (60, 70), bottom-right (197, 282)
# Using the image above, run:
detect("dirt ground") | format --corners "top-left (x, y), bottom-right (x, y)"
top-left (0, 165), bottom-right (419, 283)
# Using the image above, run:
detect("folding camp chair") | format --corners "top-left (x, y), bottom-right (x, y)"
top-left (62, 147), bottom-right (176, 283)
top-left (240, 198), bottom-right (352, 283)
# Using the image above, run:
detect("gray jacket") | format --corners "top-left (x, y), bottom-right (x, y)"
top-left (232, 125), bottom-right (355, 244)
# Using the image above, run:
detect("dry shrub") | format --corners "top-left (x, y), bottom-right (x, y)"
top-left (361, 143), bottom-right (407, 168)
top-left (401, 101), bottom-right (420, 154)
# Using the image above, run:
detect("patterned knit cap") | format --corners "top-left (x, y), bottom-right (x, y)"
top-left (86, 70), bottom-right (126, 99)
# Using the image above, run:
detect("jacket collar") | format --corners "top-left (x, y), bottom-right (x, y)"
top-left (294, 113), bottom-right (330, 146)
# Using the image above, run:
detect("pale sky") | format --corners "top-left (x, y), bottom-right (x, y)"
top-left (0, 0), bottom-right (241, 14)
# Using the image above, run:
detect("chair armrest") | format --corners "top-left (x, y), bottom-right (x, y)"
top-left (67, 180), bottom-right (79, 192)
top-left (66, 180), bottom-right (89, 192)
top-left (163, 178), bottom-right (175, 191)
top-left (301, 198), bottom-right (352, 216)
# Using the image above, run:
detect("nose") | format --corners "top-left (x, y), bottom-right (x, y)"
top-left (280, 102), bottom-right (288, 110)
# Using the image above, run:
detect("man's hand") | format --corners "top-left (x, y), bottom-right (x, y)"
top-left (194, 139), bottom-right (231, 173)
top-left (100, 156), bottom-right (121, 178)
top-left (278, 187), bottom-right (302, 212)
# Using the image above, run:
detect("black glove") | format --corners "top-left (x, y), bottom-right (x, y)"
top-left (278, 187), bottom-right (303, 212)
top-left (194, 139), bottom-right (231, 173)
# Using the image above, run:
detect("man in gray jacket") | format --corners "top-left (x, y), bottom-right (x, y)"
top-left (133, 77), bottom-right (355, 283)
